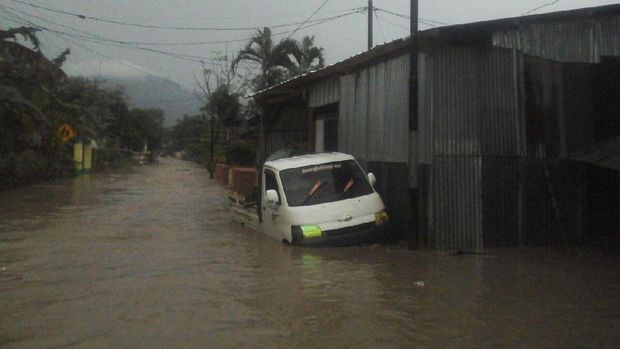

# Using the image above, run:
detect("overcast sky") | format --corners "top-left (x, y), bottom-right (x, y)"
top-left (1, 0), bottom-right (618, 91)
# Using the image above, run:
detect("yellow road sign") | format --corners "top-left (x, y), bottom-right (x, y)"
top-left (58, 123), bottom-right (77, 143)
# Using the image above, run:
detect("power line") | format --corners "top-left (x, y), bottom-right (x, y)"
top-left (3, 5), bottom-right (359, 66)
top-left (2, 7), bottom-right (197, 91)
top-left (1, 4), bottom-right (353, 78)
top-left (11, 0), bottom-right (351, 32)
top-left (524, 0), bottom-right (562, 15)
top-left (283, 0), bottom-right (330, 42)
top-left (4, 4), bottom-right (364, 48)
top-left (1, 5), bottom-right (214, 63)
top-left (374, 7), bottom-right (448, 26)
top-left (42, 31), bottom-right (93, 77)
top-left (374, 12), bottom-right (433, 33)
top-left (108, 7), bottom-right (366, 22)
top-left (60, 35), bottom-right (197, 92)
top-left (0, 12), bottom-right (25, 27)
top-left (374, 9), bottom-right (386, 43)
top-left (1, 3), bottom-right (367, 92)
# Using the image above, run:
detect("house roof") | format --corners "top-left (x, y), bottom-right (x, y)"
top-left (251, 37), bottom-right (410, 103)
top-left (252, 4), bottom-right (620, 103)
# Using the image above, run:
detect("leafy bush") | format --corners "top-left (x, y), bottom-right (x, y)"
top-left (225, 141), bottom-right (257, 167)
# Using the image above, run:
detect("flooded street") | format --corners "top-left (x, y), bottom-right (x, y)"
top-left (1, 158), bottom-right (618, 348)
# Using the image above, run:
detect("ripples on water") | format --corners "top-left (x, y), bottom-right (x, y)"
top-left (0, 158), bottom-right (618, 348)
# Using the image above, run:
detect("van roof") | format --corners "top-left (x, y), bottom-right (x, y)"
top-left (264, 152), bottom-right (355, 171)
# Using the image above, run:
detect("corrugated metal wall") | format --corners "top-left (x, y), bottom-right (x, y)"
top-left (338, 53), bottom-right (410, 165)
top-left (426, 157), bottom-right (590, 252)
top-left (417, 52), bottom-right (433, 165)
top-left (480, 158), bottom-right (587, 247)
top-left (418, 47), bottom-right (532, 252)
top-left (481, 158), bottom-right (521, 247)
top-left (339, 73), bottom-right (368, 165)
top-left (422, 47), bottom-right (525, 159)
top-left (493, 16), bottom-right (620, 63)
top-left (417, 39), bottom-right (620, 251)
top-left (430, 156), bottom-right (483, 252)
top-left (308, 77), bottom-right (340, 108)
top-left (599, 16), bottom-right (620, 57)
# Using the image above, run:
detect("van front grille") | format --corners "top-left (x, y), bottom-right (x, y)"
top-left (324, 222), bottom-right (375, 237)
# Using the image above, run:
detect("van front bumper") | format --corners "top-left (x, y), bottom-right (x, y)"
top-left (292, 222), bottom-right (386, 247)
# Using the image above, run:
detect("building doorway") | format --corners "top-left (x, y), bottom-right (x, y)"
top-left (314, 103), bottom-right (339, 152)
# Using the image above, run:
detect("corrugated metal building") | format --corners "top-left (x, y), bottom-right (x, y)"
top-left (253, 5), bottom-right (620, 251)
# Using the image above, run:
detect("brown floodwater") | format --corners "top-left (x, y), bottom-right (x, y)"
top-left (1, 158), bottom-right (618, 348)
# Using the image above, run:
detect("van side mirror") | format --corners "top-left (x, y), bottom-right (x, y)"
top-left (367, 172), bottom-right (377, 186)
top-left (266, 189), bottom-right (279, 203)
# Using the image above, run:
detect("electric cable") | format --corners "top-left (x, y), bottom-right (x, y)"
top-left (11, 0), bottom-right (352, 32)
top-left (283, 0), bottom-right (330, 41)
top-left (524, 0), bottom-right (562, 15)
top-left (2, 4), bottom-right (362, 68)
top-left (374, 9), bottom-right (387, 43)
top-left (1, 6), bottom-right (213, 63)
top-left (374, 7), bottom-right (448, 26)
top-left (4, 4), bottom-right (364, 48)
top-left (107, 6), bottom-right (367, 22)
top-left (374, 12), bottom-right (435, 32)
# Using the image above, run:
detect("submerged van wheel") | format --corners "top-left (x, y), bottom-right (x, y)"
top-left (281, 239), bottom-right (291, 245)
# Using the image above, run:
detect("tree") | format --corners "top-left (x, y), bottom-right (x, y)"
top-left (1, 27), bottom-right (170, 187)
top-left (126, 108), bottom-right (165, 154)
top-left (290, 36), bottom-right (325, 76)
top-left (204, 85), bottom-right (241, 129)
top-left (195, 54), bottom-right (243, 178)
top-left (0, 27), bottom-right (40, 51)
top-left (231, 27), bottom-right (299, 91)
top-left (167, 115), bottom-right (210, 163)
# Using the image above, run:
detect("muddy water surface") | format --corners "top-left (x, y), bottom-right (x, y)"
top-left (1, 158), bottom-right (618, 348)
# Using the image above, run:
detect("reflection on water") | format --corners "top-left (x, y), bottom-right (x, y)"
top-left (0, 158), bottom-right (618, 348)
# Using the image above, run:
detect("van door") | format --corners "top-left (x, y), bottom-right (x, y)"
top-left (262, 169), bottom-right (284, 241)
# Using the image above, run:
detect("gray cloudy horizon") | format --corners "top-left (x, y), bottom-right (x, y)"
top-left (1, 0), bottom-right (618, 91)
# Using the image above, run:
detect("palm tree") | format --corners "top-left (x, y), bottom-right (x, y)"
top-left (232, 27), bottom-right (299, 91)
top-left (290, 36), bottom-right (324, 76)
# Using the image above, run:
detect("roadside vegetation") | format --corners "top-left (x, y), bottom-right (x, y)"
top-left (168, 27), bottom-right (325, 175)
top-left (2, 25), bottom-right (324, 188)
top-left (0, 27), bottom-right (164, 189)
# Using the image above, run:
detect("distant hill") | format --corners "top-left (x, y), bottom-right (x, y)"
top-left (100, 76), bottom-right (202, 127)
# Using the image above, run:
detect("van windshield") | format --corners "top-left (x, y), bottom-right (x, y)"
top-left (280, 160), bottom-right (374, 207)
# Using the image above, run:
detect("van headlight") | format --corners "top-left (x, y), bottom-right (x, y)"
top-left (375, 211), bottom-right (389, 225)
top-left (291, 225), bottom-right (323, 241)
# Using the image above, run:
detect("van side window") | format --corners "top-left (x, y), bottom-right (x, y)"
top-left (264, 170), bottom-right (281, 205)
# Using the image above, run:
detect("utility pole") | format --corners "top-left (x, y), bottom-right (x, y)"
top-left (368, 0), bottom-right (373, 50)
top-left (410, 0), bottom-right (418, 130)
top-left (410, 0), bottom-right (421, 250)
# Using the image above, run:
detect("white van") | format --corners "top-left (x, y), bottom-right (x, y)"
top-left (259, 152), bottom-right (389, 246)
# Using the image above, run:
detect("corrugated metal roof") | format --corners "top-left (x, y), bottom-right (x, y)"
top-left (492, 15), bottom-right (620, 63)
top-left (252, 38), bottom-right (411, 102)
top-left (253, 4), bottom-right (620, 104)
